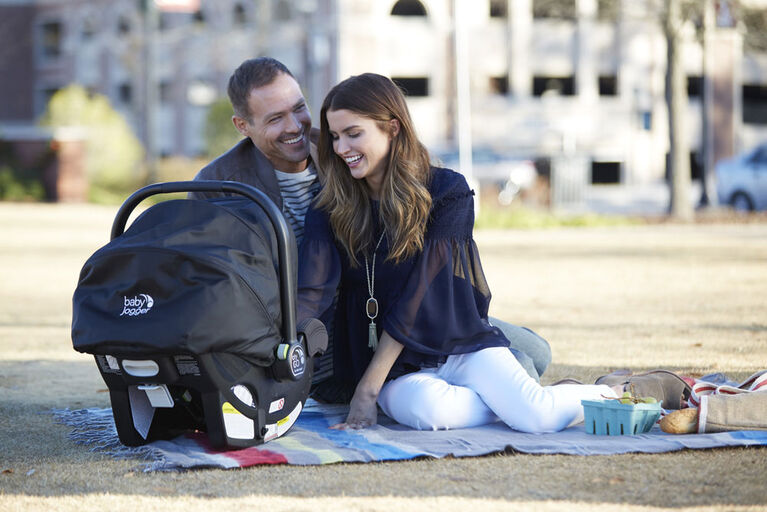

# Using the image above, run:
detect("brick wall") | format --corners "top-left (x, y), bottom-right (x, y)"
top-left (0, 6), bottom-right (36, 122)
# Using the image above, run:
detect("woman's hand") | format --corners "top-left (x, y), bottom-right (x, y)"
top-left (330, 388), bottom-right (378, 429)
top-left (329, 331), bottom-right (404, 430)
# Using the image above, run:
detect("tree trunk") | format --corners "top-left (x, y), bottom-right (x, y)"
top-left (664, 0), bottom-right (694, 220)
top-left (700, 0), bottom-right (719, 208)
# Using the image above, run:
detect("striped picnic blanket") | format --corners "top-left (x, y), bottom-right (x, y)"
top-left (53, 372), bottom-right (767, 472)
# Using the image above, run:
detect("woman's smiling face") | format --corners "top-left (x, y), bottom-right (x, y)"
top-left (326, 108), bottom-right (398, 198)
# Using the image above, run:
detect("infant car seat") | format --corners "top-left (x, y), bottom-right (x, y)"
top-left (71, 181), bottom-right (327, 449)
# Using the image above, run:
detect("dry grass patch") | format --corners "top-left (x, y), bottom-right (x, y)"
top-left (0, 203), bottom-right (765, 510)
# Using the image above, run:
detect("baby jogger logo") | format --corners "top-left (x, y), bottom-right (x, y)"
top-left (120, 294), bottom-right (154, 317)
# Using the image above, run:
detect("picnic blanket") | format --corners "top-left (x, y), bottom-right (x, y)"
top-left (53, 372), bottom-right (767, 472)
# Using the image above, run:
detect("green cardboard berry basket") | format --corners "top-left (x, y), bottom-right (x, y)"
top-left (581, 399), bottom-right (662, 435)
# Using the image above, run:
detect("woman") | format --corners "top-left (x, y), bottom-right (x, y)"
top-left (298, 73), bottom-right (687, 431)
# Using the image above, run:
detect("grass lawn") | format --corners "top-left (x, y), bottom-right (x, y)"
top-left (1, 202), bottom-right (765, 511)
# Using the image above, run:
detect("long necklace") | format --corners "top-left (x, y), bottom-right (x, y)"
top-left (364, 231), bottom-right (386, 351)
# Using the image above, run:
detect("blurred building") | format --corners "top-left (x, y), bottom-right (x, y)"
top-left (1, 0), bottom-right (766, 187)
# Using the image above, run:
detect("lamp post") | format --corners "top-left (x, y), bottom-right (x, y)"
top-left (701, 0), bottom-right (718, 207)
top-left (295, 0), bottom-right (324, 121)
top-left (142, 0), bottom-right (159, 183)
top-left (142, 0), bottom-right (200, 180)
top-left (453, 0), bottom-right (477, 213)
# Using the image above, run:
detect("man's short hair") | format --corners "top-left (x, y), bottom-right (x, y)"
top-left (228, 57), bottom-right (295, 120)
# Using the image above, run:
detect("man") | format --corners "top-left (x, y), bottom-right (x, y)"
top-left (193, 57), bottom-right (551, 398)
top-left (191, 57), bottom-right (318, 246)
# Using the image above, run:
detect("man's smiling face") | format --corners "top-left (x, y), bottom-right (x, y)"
top-left (233, 72), bottom-right (312, 173)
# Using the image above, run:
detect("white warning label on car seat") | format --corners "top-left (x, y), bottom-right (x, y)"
top-left (269, 397), bottom-right (285, 413)
top-left (222, 401), bottom-right (255, 440)
top-left (263, 401), bottom-right (302, 442)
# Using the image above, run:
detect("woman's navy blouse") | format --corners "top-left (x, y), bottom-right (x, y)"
top-left (297, 167), bottom-right (510, 386)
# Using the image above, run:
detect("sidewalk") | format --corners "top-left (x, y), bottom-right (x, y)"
top-left (584, 181), bottom-right (703, 216)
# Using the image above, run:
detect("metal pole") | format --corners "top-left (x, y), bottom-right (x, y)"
top-left (701, 0), bottom-right (719, 207)
top-left (143, 0), bottom-right (158, 183)
top-left (453, 0), bottom-right (477, 213)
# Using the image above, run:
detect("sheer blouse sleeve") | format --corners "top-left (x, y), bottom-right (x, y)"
top-left (382, 172), bottom-right (507, 356)
top-left (297, 205), bottom-right (341, 324)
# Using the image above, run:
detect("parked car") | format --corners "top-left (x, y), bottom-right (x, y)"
top-left (434, 147), bottom-right (538, 204)
top-left (497, 160), bottom-right (538, 205)
top-left (716, 143), bottom-right (767, 211)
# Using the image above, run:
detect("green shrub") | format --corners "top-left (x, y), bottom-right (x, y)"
top-left (86, 156), bottom-right (210, 205)
top-left (204, 98), bottom-right (242, 159)
top-left (40, 85), bottom-right (144, 201)
top-left (155, 156), bottom-right (207, 182)
top-left (0, 140), bottom-right (54, 201)
top-left (0, 165), bottom-right (45, 201)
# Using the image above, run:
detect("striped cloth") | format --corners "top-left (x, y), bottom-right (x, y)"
top-left (687, 370), bottom-right (767, 408)
top-left (53, 392), bottom-right (767, 472)
top-left (275, 165), bottom-right (320, 247)
top-left (274, 165), bottom-right (336, 388)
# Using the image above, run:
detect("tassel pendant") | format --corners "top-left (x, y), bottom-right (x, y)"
top-left (368, 320), bottom-right (378, 351)
top-left (364, 234), bottom-right (384, 353)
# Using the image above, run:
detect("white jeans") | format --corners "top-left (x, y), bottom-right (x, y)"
top-left (377, 347), bottom-right (616, 433)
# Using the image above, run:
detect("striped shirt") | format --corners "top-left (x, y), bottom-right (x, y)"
top-left (275, 164), bottom-right (335, 388)
top-left (274, 164), bottom-right (320, 247)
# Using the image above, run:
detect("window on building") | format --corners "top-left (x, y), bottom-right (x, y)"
top-left (118, 83), bottom-right (132, 104)
top-left (599, 75), bottom-right (618, 96)
top-left (687, 75), bottom-right (703, 99)
top-left (82, 17), bottom-right (96, 40)
top-left (690, 151), bottom-right (703, 181)
top-left (663, 152), bottom-right (699, 182)
top-left (591, 161), bottom-right (620, 184)
top-left (392, 77), bottom-right (429, 96)
top-left (117, 15), bottom-right (131, 35)
top-left (640, 110), bottom-right (652, 131)
top-left (533, 0), bottom-right (575, 20)
top-left (41, 21), bottom-right (63, 59)
top-left (41, 87), bottom-right (61, 107)
top-left (233, 3), bottom-right (247, 26)
top-left (490, 0), bottom-right (508, 18)
top-left (193, 8), bottom-right (206, 25)
top-left (160, 81), bottom-right (172, 103)
top-left (743, 84), bottom-right (767, 125)
top-left (275, 0), bottom-right (291, 21)
top-left (391, 0), bottom-right (427, 16)
top-left (532, 76), bottom-right (575, 96)
top-left (490, 76), bottom-right (509, 95)
top-left (597, 0), bottom-right (619, 22)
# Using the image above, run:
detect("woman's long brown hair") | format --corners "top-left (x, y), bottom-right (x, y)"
top-left (316, 73), bottom-right (432, 266)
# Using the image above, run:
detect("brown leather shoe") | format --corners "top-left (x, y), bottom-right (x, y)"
top-left (596, 369), bottom-right (692, 409)
top-left (550, 378), bottom-right (584, 386)
top-left (594, 369), bottom-right (632, 387)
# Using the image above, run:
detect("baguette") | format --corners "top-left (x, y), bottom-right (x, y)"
top-left (660, 407), bottom-right (699, 434)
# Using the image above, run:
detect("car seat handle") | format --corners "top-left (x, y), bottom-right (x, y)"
top-left (110, 180), bottom-right (298, 346)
